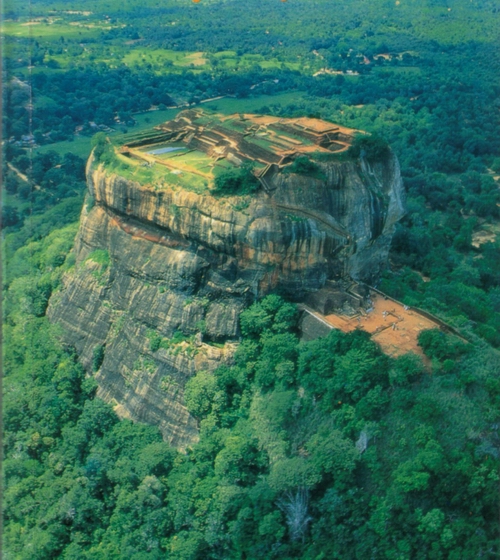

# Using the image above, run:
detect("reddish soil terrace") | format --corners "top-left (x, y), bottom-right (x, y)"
top-left (323, 292), bottom-right (440, 357)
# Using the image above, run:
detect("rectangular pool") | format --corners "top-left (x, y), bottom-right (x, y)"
top-left (146, 146), bottom-right (186, 156)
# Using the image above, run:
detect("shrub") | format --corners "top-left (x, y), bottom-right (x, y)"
top-left (148, 332), bottom-right (162, 352)
top-left (212, 163), bottom-right (260, 196)
top-left (86, 249), bottom-right (110, 268)
top-left (91, 132), bottom-right (117, 165)
top-left (491, 157), bottom-right (500, 174)
top-left (92, 345), bottom-right (105, 372)
top-left (283, 156), bottom-right (325, 180)
top-left (348, 134), bottom-right (390, 160)
top-left (417, 329), bottom-right (468, 361)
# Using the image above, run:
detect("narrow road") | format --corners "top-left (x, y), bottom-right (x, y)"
top-left (7, 163), bottom-right (41, 190)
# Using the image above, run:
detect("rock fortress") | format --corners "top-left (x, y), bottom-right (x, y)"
top-left (49, 110), bottom-right (450, 446)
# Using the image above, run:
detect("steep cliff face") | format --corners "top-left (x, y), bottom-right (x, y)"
top-left (48, 146), bottom-right (404, 447)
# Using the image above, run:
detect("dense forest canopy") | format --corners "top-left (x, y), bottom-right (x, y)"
top-left (2, 0), bottom-right (500, 557)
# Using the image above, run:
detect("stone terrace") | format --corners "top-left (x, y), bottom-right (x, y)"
top-left (118, 110), bottom-right (362, 178)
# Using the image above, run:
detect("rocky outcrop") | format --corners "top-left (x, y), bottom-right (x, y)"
top-left (48, 145), bottom-right (404, 447)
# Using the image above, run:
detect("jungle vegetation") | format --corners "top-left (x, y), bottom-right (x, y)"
top-left (3, 0), bottom-right (500, 557)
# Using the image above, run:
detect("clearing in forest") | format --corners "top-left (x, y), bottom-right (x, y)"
top-left (323, 292), bottom-right (443, 357)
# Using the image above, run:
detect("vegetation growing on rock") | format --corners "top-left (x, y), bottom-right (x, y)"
top-left (282, 156), bottom-right (326, 180)
top-left (348, 134), bottom-right (391, 160)
top-left (212, 163), bottom-right (260, 196)
top-left (3, 0), bottom-right (500, 557)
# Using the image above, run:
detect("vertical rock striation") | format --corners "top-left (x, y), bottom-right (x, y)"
top-left (48, 126), bottom-right (405, 447)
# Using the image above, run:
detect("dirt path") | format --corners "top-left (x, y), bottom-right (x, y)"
top-left (7, 163), bottom-right (51, 195)
top-left (7, 163), bottom-right (42, 191)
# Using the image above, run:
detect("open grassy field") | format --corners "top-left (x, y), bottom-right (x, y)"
top-left (35, 136), bottom-right (94, 159)
top-left (122, 48), bottom-right (208, 70)
top-left (112, 151), bottom-right (210, 194)
top-left (166, 150), bottom-right (213, 175)
top-left (29, 45), bottom-right (306, 76)
top-left (2, 19), bottom-right (114, 40)
top-left (211, 51), bottom-right (304, 72)
top-left (35, 109), bottom-right (179, 159)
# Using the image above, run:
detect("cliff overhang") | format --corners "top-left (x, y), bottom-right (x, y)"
top-left (48, 110), bottom-right (405, 447)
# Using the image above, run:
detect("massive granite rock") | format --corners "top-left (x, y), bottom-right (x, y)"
top-left (48, 131), bottom-right (405, 448)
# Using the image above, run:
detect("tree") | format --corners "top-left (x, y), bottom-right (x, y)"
top-left (92, 345), bottom-right (105, 372)
top-left (2, 205), bottom-right (20, 228)
top-left (240, 303), bottom-right (272, 338)
top-left (283, 156), bottom-right (325, 180)
top-left (348, 134), bottom-right (390, 160)
top-left (277, 487), bottom-right (312, 543)
top-left (91, 132), bottom-right (108, 159)
top-left (184, 370), bottom-right (218, 420)
top-left (417, 329), bottom-right (467, 361)
top-left (212, 163), bottom-right (259, 196)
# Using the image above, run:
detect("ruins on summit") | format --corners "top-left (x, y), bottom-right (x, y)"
top-left (117, 109), bottom-right (361, 189)
top-left (50, 109), bottom-right (412, 443)
top-left (111, 111), bottom-right (440, 356)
